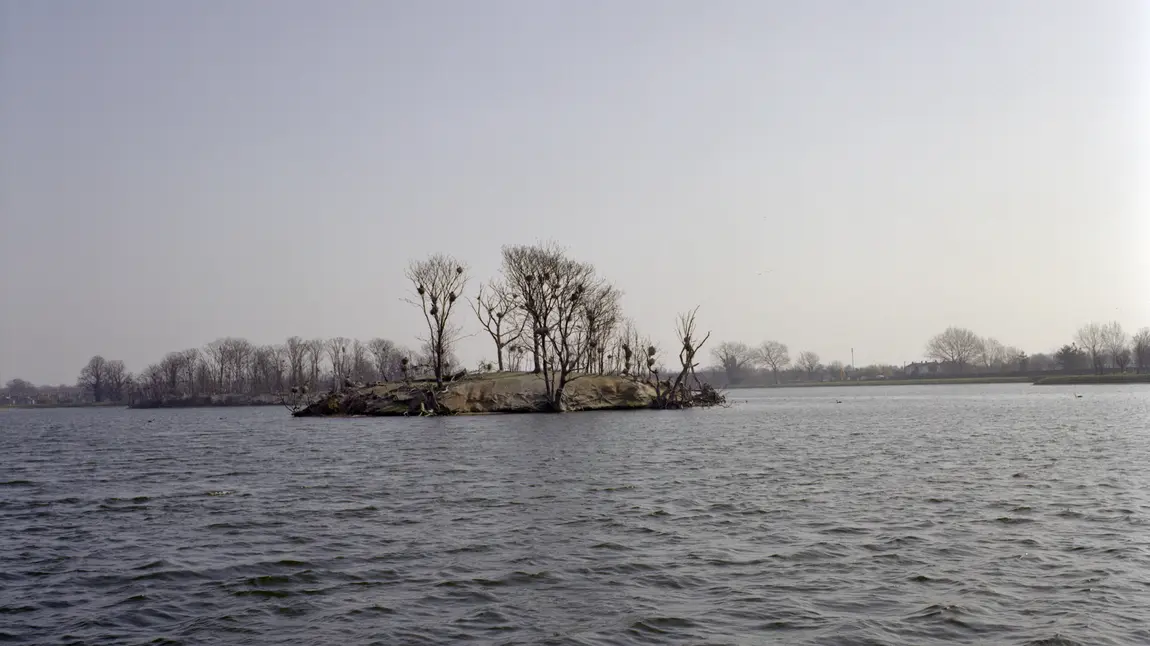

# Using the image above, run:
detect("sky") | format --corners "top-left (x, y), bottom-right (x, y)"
top-left (1, 0), bottom-right (1148, 385)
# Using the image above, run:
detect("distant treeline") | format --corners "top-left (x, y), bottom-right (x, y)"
top-left (695, 324), bottom-right (1150, 388)
top-left (2, 337), bottom-right (423, 406)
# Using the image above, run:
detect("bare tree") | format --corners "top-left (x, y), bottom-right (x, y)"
top-left (1114, 348), bottom-right (1132, 372)
top-left (538, 260), bottom-right (598, 409)
top-left (180, 349), bottom-right (201, 395)
top-left (286, 336), bottom-right (308, 387)
top-left (405, 254), bottom-right (469, 387)
top-left (159, 351), bottom-right (186, 395)
top-left (367, 338), bottom-right (400, 381)
top-left (1101, 321), bottom-right (1128, 372)
top-left (270, 344), bottom-right (288, 392)
top-left (500, 242), bottom-right (560, 374)
top-left (500, 243), bottom-right (601, 410)
top-left (77, 355), bottom-right (109, 402)
top-left (978, 337), bottom-right (1007, 370)
top-left (1133, 328), bottom-right (1150, 374)
top-left (755, 341), bottom-right (790, 384)
top-left (612, 318), bottom-right (644, 376)
top-left (925, 327), bottom-right (981, 372)
top-left (472, 280), bottom-right (525, 371)
top-left (507, 343), bottom-right (528, 372)
top-left (349, 339), bottom-right (372, 383)
top-left (711, 342), bottom-right (753, 385)
top-left (580, 282), bottom-right (621, 374)
top-left (305, 338), bottom-right (326, 388)
top-left (797, 350), bottom-right (821, 378)
top-left (1075, 323), bottom-right (1107, 374)
top-left (416, 339), bottom-right (458, 377)
top-left (1002, 346), bottom-right (1024, 372)
top-left (204, 339), bottom-right (228, 392)
top-left (227, 338), bottom-right (254, 392)
top-left (201, 337), bottom-right (254, 393)
top-left (194, 359), bottom-right (212, 395)
top-left (248, 345), bottom-right (274, 394)
top-left (137, 364), bottom-right (166, 401)
top-left (103, 360), bottom-right (129, 402)
top-left (657, 307), bottom-right (714, 407)
top-left (326, 337), bottom-right (351, 389)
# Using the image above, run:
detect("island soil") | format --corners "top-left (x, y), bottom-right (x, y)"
top-left (292, 372), bottom-right (659, 417)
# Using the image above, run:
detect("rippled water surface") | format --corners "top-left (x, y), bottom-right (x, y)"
top-left (3, 384), bottom-right (1150, 645)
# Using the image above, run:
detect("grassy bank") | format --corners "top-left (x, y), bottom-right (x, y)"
top-left (1033, 374), bottom-right (1150, 385)
top-left (734, 376), bottom-right (1036, 389)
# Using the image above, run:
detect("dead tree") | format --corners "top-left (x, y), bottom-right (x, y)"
top-left (668, 307), bottom-right (711, 405)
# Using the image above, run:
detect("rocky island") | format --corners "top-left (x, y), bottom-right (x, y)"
top-left (291, 372), bottom-right (662, 416)
top-left (289, 244), bottom-right (727, 417)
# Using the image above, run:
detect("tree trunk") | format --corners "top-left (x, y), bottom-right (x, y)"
top-left (434, 342), bottom-right (443, 387)
top-left (532, 333), bottom-right (541, 374)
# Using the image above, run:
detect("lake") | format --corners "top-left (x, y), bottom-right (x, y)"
top-left (2, 384), bottom-right (1149, 645)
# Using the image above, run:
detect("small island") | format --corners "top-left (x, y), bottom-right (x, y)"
top-left (292, 372), bottom-right (665, 417)
top-left (285, 243), bottom-right (724, 417)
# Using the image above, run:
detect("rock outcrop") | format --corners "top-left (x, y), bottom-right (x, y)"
top-left (292, 372), bottom-right (659, 417)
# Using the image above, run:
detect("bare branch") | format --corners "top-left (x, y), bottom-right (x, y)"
top-left (405, 253), bottom-right (469, 387)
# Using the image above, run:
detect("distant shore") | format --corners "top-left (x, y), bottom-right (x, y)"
top-left (1032, 374), bottom-right (1150, 386)
top-left (730, 376), bottom-right (1035, 389)
top-left (732, 374), bottom-right (1150, 388)
top-left (127, 394), bottom-right (282, 409)
top-left (1, 395), bottom-right (284, 410)
top-left (0, 402), bottom-right (123, 410)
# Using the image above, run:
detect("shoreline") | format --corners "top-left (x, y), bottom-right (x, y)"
top-left (0, 402), bottom-right (124, 410)
top-left (730, 374), bottom-right (1150, 389)
top-left (1032, 374), bottom-right (1150, 386)
top-left (729, 376), bottom-right (1035, 389)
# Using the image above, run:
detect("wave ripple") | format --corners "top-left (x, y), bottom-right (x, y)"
top-left (2, 385), bottom-right (1149, 644)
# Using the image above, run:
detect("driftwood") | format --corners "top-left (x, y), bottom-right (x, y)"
top-left (651, 307), bottom-right (728, 409)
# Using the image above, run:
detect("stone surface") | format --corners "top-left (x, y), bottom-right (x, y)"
top-left (292, 372), bottom-right (659, 417)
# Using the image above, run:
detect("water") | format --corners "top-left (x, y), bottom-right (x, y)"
top-left (2, 384), bottom-right (1149, 645)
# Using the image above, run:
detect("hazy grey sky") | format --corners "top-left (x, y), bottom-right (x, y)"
top-left (2, 0), bottom-right (1148, 384)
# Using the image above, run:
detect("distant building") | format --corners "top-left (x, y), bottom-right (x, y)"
top-left (905, 361), bottom-right (942, 377)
